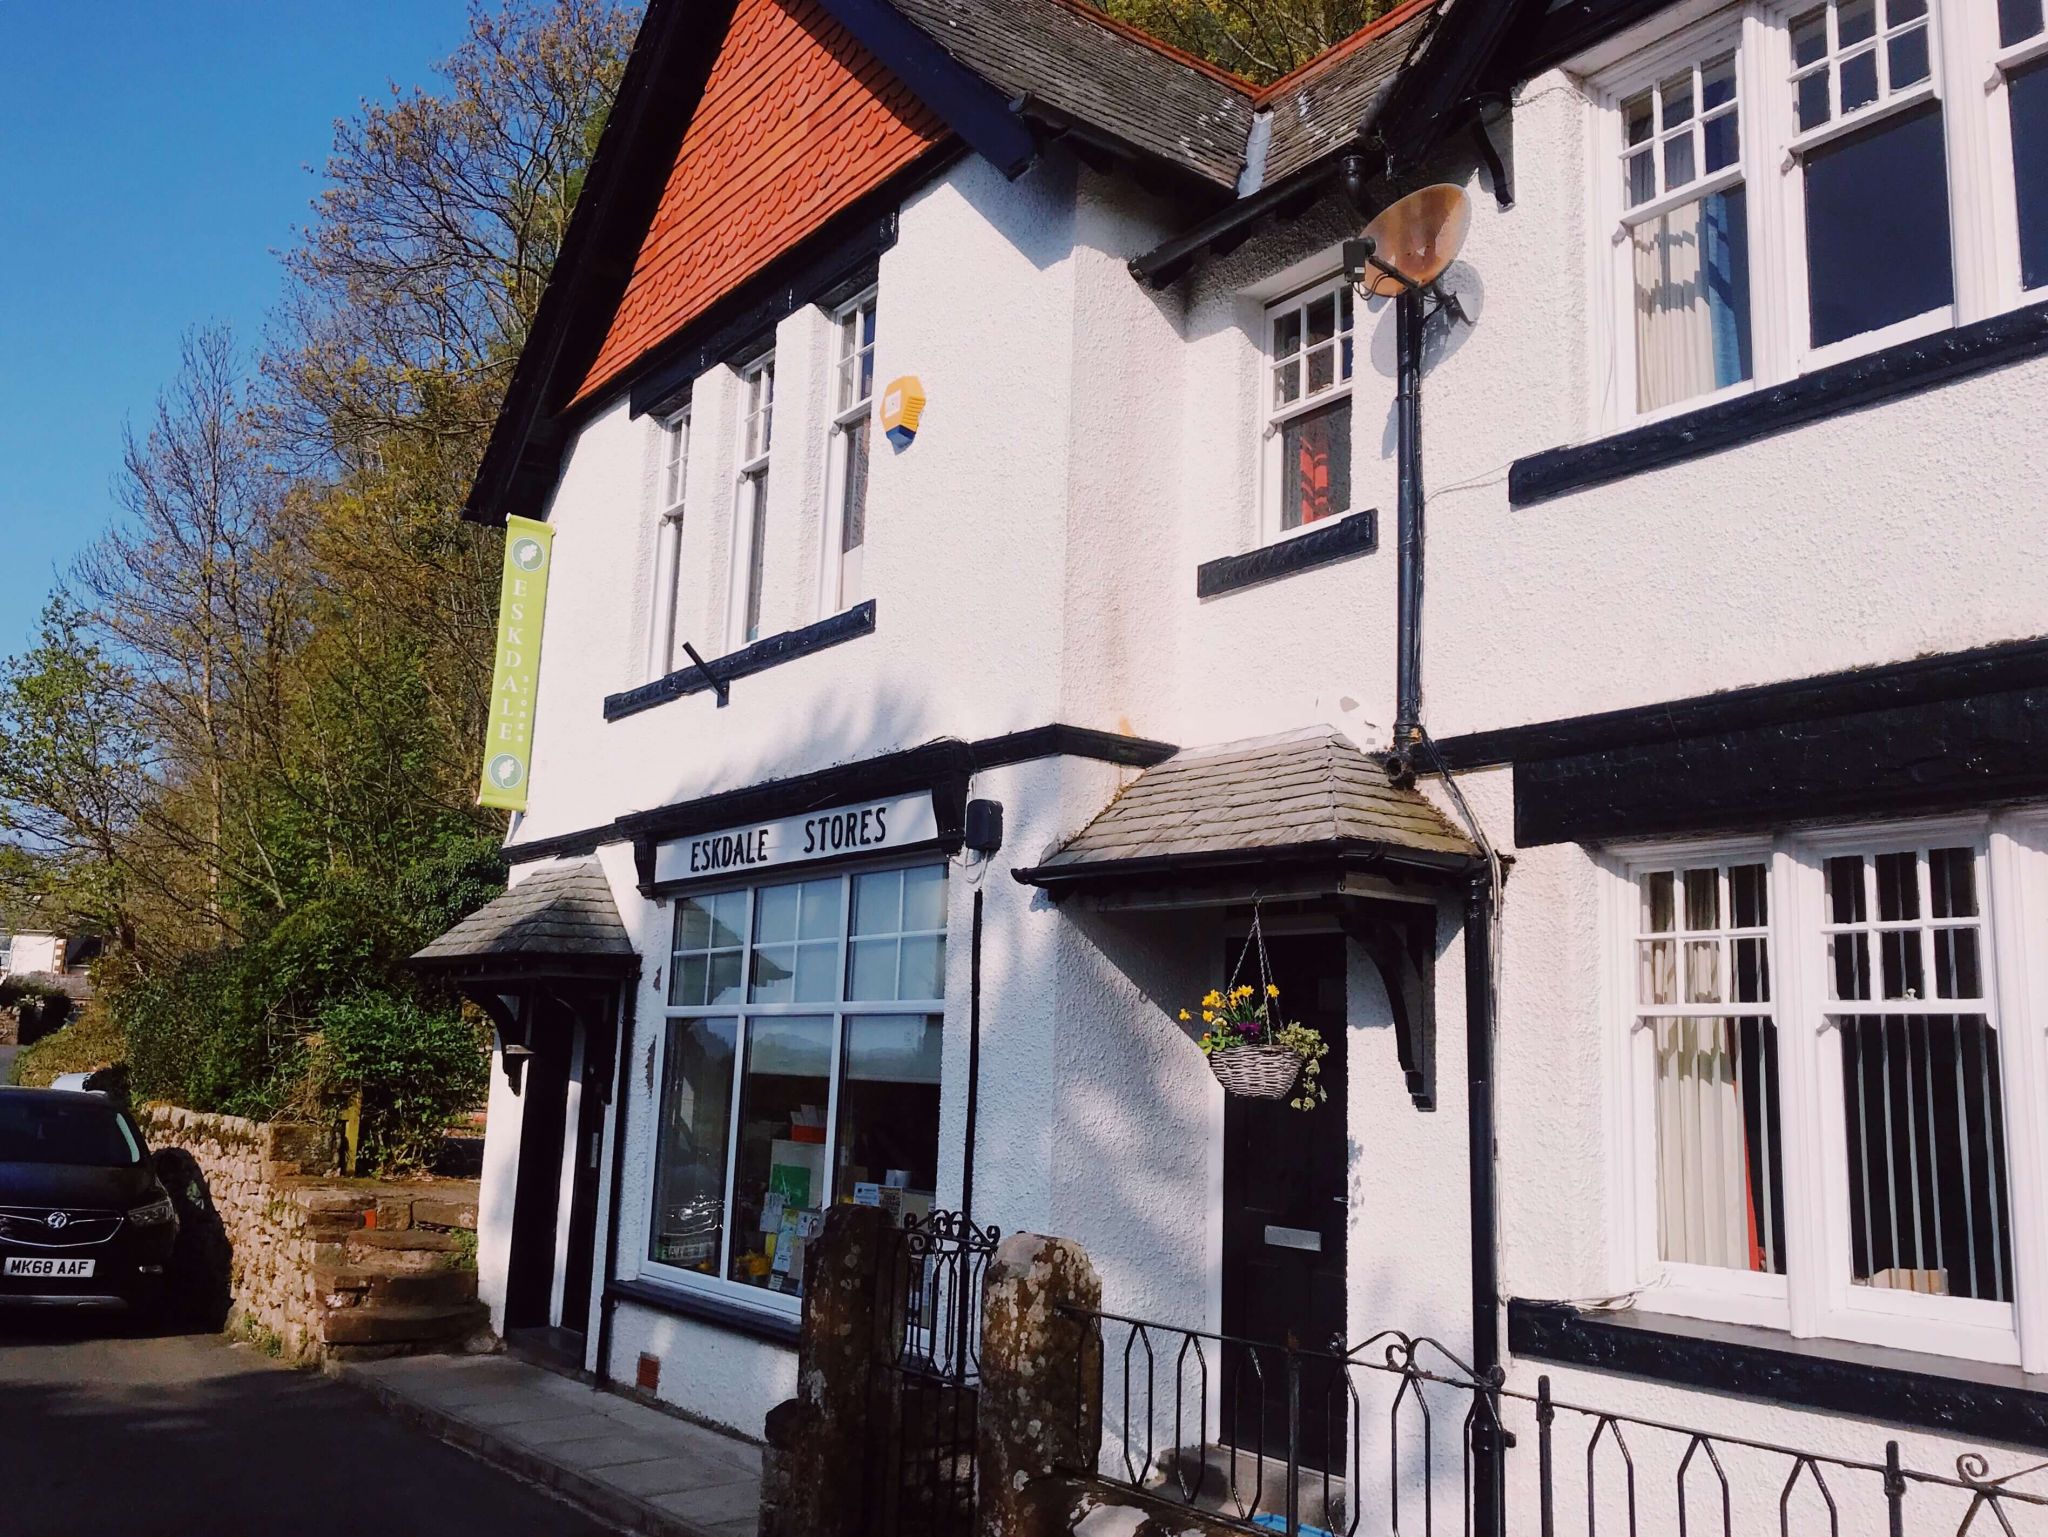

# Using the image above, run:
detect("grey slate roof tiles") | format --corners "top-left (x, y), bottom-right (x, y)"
top-left (1260, 4), bottom-right (1437, 185)
top-left (413, 860), bottom-right (635, 965)
top-left (1033, 730), bottom-right (1476, 872)
top-left (885, 0), bottom-right (1256, 188)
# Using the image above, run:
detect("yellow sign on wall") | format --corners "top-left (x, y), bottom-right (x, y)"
top-left (478, 515), bottom-right (555, 812)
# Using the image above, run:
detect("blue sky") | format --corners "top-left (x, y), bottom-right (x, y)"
top-left (0, 1), bottom-right (473, 660)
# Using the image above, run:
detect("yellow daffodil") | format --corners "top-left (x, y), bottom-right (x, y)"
top-left (1202, 1010), bottom-right (1216, 1024)
top-left (1178, 1009), bottom-right (1191, 1021)
top-left (1267, 983), bottom-right (1280, 998)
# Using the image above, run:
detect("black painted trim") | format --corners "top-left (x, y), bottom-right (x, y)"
top-left (1197, 509), bottom-right (1378, 598)
top-left (625, 196), bottom-right (910, 419)
top-left (1014, 834), bottom-right (1482, 895)
top-left (1511, 299), bottom-right (2048, 507)
top-left (1510, 1300), bottom-right (2048, 1454)
top-left (812, 0), bottom-right (1038, 179)
top-left (608, 1277), bottom-right (799, 1347)
top-left (603, 602), bottom-right (876, 721)
top-left (1490, 0), bottom-right (1675, 84)
top-left (500, 722), bottom-right (1178, 867)
top-left (1431, 634), bottom-right (2048, 771)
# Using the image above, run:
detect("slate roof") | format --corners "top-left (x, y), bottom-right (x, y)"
top-left (883, 0), bottom-right (1257, 188)
top-left (1259, 1), bottom-right (1439, 185)
top-left (413, 861), bottom-right (637, 970)
top-left (1021, 729), bottom-right (1477, 882)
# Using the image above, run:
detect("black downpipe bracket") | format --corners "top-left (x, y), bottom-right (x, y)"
top-left (594, 984), bottom-right (633, 1387)
top-left (1464, 870), bottom-right (1505, 1535)
top-left (961, 887), bottom-right (984, 1221)
top-left (1394, 284), bottom-right (1427, 756)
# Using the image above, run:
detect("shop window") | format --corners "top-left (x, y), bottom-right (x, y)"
top-left (645, 860), bottom-right (948, 1310)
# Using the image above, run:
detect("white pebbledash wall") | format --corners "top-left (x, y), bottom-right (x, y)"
top-left (483, 33), bottom-right (2048, 1485)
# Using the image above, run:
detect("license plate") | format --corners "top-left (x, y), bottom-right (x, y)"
top-left (3, 1257), bottom-right (94, 1278)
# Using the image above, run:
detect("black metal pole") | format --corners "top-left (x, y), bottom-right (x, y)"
top-left (961, 887), bottom-right (983, 1222)
top-left (594, 982), bottom-right (633, 1388)
top-left (1394, 283), bottom-right (1426, 750)
top-left (1465, 870), bottom-right (1504, 1537)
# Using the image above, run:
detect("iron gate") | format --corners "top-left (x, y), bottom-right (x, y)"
top-left (869, 1209), bottom-right (999, 1537)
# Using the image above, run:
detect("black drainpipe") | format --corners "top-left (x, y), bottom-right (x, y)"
top-left (1464, 867), bottom-right (1505, 1535)
top-left (960, 888), bottom-right (984, 1222)
top-left (594, 980), bottom-right (633, 1389)
top-left (1393, 282), bottom-right (1427, 755)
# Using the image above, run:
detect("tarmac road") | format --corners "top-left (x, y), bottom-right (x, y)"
top-left (0, 1316), bottom-right (623, 1536)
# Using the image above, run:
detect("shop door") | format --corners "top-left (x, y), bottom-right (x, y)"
top-left (1220, 932), bottom-right (1349, 1469)
top-left (557, 1026), bottom-right (609, 1338)
top-left (504, 1018), bottom-right (569, 1333)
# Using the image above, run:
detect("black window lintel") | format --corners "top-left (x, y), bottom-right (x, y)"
top-left (1197, 508), bottom-right (1378, 599)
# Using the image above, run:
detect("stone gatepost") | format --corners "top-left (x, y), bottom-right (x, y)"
top-left (977, 1234), bottom-right (1103, 1537)
top-left (759, 1204), bottom-right (895, 1537)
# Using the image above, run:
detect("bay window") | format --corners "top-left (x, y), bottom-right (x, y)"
top-left (1595, 0), bottom-right (2048, 425)
top-left (1611, 816), bottom-right (2048, 1367)
top-left (823, 290), bottom-right (877, 611)
top-left (1263, 277), bottom-right (1355, 535)
top-left (644, 861), bottom-right (947, 1309)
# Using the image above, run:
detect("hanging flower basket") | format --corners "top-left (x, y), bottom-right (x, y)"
top-left (1208, 1043), bottom-right (1302, 1100)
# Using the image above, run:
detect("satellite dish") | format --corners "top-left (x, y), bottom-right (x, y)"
top-left (1355, 184), bottom-right (1472, 297)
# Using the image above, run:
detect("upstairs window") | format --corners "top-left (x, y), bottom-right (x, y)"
top-left (1263, 278), bottom-right (1355, 535)
top-left (1594, 1), bottom-right (2048, 426)
top-left (824, 291), bottom-right (877, 610)
top-left (730, 354), bottom-right (775, 648)
top-left (649, 406), bottom-right (690, 678)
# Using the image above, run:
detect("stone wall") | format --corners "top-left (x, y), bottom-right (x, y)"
top-left (140, 1104), bottom-right (488, 1365)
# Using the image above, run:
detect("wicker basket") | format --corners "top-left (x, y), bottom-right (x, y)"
top-left (1208, 1044), bottom-right (1302, 1100)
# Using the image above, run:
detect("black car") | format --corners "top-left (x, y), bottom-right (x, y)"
top-left (0, 1087), bottom-right (180, 1315)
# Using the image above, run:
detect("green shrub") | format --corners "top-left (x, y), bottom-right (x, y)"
top-left (1, 976), bottom-right (76, 1044)
top-left (309, 992), bottom-right (488, 1174)
top-left (9, 1002), bottom-right (125, 1088)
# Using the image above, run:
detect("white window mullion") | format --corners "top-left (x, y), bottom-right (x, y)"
top-left (1773, 845), bottom-right (1838, 1337)
top-left (1939, 0), bottom-right (2006, 319)
top-left (1989, 821), bottom-right (2048, 1372)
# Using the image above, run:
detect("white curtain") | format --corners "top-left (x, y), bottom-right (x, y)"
top-left (1632, 190), bottom-right (1749, 413)
top-left (1655, 1016), bottom-right (1758, 1270)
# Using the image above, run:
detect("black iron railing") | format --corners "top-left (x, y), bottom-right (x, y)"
top-left (1059, 1306), bottom-right (2048, 1537)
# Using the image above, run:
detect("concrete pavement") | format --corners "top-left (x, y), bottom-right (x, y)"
top-left (338, 1352), bottom-right (762, 1537)
top-left (0, 1317), bottom-right (623, 1536)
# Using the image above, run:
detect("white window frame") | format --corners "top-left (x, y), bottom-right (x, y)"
top-left (1603, 811), bottom-right (2048, 1369)
top-left (648, 404), bottom-right (690, 680)
top-left (1586, 0), bottom-right (2045, 431)
top-left (819, 288), bottom-right (878, 616)
top-left (1260, 273), bottom-right (1357, 543)
top-left (632, 856), bottom-right (949, 1319)
top-left (727, 353), bottom-right (775, 651)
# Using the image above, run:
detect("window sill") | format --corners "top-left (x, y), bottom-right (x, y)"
top-left (1509, 297), bottom-right (2048, 508)
top-left (1196, 508), bottom-right (1378, 599)
top-left (608, 1276), bottom-right (800, 1346)
top-left (1508, 1298), bottom-right (2048, 1452)
top-left (604, 600), bottom-right (876, 722)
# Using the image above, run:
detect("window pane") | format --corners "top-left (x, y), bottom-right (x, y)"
top-left (1278, 396), bottom-right (1350, 530)
top-left (1632, 188), bottom-right (1753, 412)
top-left (1929, 847), bottom-right (1977, 918)
top-left (727, 1016), bottom-right (832, 1297)
top-left (1704, 112), bottom-right (1740, 173)
top-left (848, 938), bottom-right (899, 1001)
top-left (899, 936), bottom-right (946, 1001)
top-left (1791, 8), bottom-right (1828, 67)
top-left (1641, 870), bottom-right (1676, 933)
top-left (902, 865), bottom-right (946, 931)
top-left (649, 1018), bottom-right (737, 1274)
top-left (1839, 1015), bottom-right (2013, 1302)
top-left (743, 470), bottom-right (770, 644)
top-left (1684, 868), bottom-right (1720, 930)
top-left (1652, 1017), bottom-right (1787, 1274)
top-left (1839, 0), bottom-right (1876, 46)
top-left (756, 883), bottom-right (800, 945)
top-left (1840, 48), bottom-right (1879, 113)
top-left (2001, 0), bottom-right (2046, 47)
top-left (800, 879), bottom-right (844, 940)
top-left (1274, 359), bottom-right (1302, 408)
top-left (751, 944), bottom-right (796, 1004)
top-left (853, 868), bottom-right (903, 935)
top-left (1660, 69), bottom-right (1694, 129)
top-left (1797, 68), bottom-right (1833, 132)
top-left (1730, 863), bottom-right (1768, 929)
top-left (1701, 54), bottom-right (1737, 111)
top-left (2012, 58), bottom-right (2048, 290)
top-left (1664, 132), bottom-right (1697, 189)
top-left (1641, 939), bottom-right (1678, 1005)
top-left (1307, 342), bottom-right (1336, 394)
top-left (840, 418), bottom-right (871, 559)
top-left (834, 1014), bottom-right (943, 1220)
top-left (1272, 310), bottom-right (1302, 356)
top-left (1626, 148), bottom-right (1657, 208)
top-left (1803, 102), bottom-right (1953, 347)
top-left (1306, 294), bottom-right (1336, 346)
top-left (1887, 27), bottom-right (1929, 90)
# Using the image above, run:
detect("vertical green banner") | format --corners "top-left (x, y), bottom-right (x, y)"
top-left (479, 515), bottom-right (555, 812)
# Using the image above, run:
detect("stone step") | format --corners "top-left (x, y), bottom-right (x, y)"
top-left (321, 1300), bottom-right (490, 1347)
top-left (317, 1266), bottom-right (477, 1308)
top-left (343, 1229), bottom-right (466, 1272)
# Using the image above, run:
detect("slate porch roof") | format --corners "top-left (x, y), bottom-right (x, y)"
top-left (1015, 729), bottom-right (1478, 891)
top-left (412, 860), bottom-right (637, 974)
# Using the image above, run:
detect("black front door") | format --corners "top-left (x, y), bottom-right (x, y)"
top-left (1221, 932), bottom-right (1349, 1468)
top-left (504, 1011), bottom-right (569, 1333)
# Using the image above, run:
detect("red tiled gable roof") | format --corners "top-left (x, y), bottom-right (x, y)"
top-left (575, 0), bottom-right (946, 404)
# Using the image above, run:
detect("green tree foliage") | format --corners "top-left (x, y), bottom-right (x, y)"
top-left (1095, 0), bottom-right (1397, 82)
top-left (310, 994), bottom-right (492, 1174)
top-left (0, 1), bottom-right (631, 1170)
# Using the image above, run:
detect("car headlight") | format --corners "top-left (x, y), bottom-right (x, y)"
top-left (127, 1194), bottom-right (177, 1228)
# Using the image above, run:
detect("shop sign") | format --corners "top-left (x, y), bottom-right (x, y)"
top-left (478, 516), bottom-right (554, 812)
top-left (653, 792), bottom-right (938, 886)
